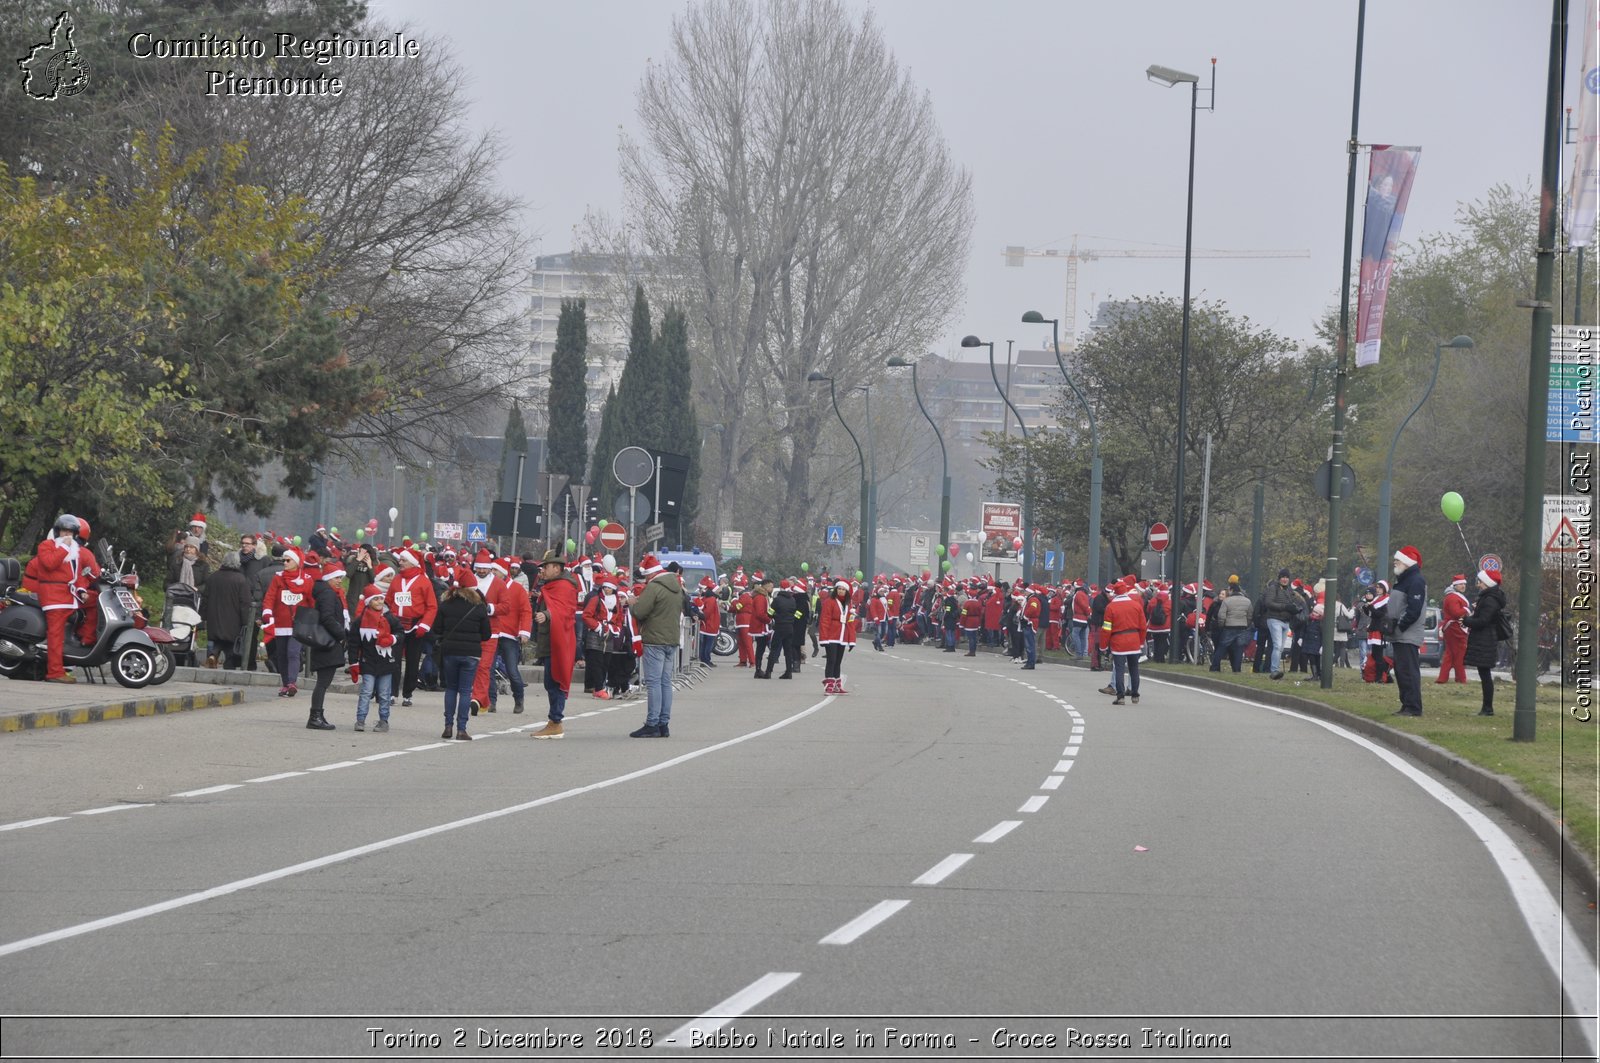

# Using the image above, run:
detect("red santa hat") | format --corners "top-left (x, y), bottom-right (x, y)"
top-left (473, 548), bottom-right (494, 569)
top-left (281, 548), bottom-right (303, 569)
top-left (318, 564), bottom-right (346, 583)
top-left (639, 553), bottom-right (664, 577)
top-left (396, 547), bottom-right (422, 569)
top-left (492, 557), bottom-right (510, 577)
top-left (359, 582), bottom-right (385, 601)
top-left (1451, 573), bottom-right (1467, 585)
top-left (189, 512), bottom-right (207, 532)
top-left (1477, 568), bottom-right (1502, 587)
top-left (373, 565), bottom-right (396, 586)
top-left (1394, 545), bottom-right (1422, 569)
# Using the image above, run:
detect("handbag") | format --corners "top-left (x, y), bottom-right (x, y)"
top-left (293, 602), bottom-right (337, 650)
top-left (1493, 609), bottom-right (1514, 641)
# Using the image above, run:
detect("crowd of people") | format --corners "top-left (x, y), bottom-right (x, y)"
top-left (19, 510), bottom-right (1518, 731)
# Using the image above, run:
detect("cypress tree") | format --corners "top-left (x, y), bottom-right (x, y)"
top-left (546, 297), bottom-right (589, 481)
top-left (655, 304), bottom-right (699, 531)
top-left (588, 383), bottom-right (621, 521)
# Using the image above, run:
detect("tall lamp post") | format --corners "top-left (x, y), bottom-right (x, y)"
top-left (886, 355), bottom-right (950, 560)
top-left (1375, 335), bottom-right (1474, 570)
top-left (1148, 58), bottom-right (1213, 663)
top-left (962, 335), bottom-right (1034, 580)
top-left (808, 372), bottom-right (874, 577)
top-left (1021, 310), bottom-right (1102, 590)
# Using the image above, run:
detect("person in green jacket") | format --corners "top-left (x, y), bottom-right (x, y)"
top-left (628, 554), bottom-right (684, 738)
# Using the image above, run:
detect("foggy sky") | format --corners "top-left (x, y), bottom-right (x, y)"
top-left (372, 0), bottom-right (1585, 360)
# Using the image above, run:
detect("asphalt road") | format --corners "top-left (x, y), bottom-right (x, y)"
top-left (0, 647), bottom-right (1594, 1061)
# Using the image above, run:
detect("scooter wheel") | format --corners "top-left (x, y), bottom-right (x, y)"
top-left (111, 644), bottom-right (157, 689)
top-left (149, 646), bottom-right (176, 686)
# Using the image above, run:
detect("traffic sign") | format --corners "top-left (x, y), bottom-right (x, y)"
top-left (1147, 522), bottom-right (1170, 552)
top-left (825, 524), bottom-right (845, 547)
top-left (1315, 459), bottom-right (1357, 501)
top-left (613, 446), bottom-right (655, 489)
top-left (466, 522), bottom-right (488, 542)
top-left (1044, 549), bottom-right (1059, 572)
top-left (598, 525), bottom-right (626, 551)
top-left (1479, 553), bottom-right (1502, 574)
top-left (643, 521), bottom-right (666, 544)
top-left (1354, 566), bottom-right (1375, 587)
top-left (614, 492), bottom-right (651, 525)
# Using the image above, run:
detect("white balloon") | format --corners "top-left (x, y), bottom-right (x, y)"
top-left (387, 507), bottom-right (399, 521)
top-left (602, 553), bottom-right (617, 573)
top-left (965, 551), bottom-right (974, 563)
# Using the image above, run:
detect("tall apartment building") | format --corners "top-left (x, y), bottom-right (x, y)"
top-left (524, 251), bottom-right (634, 429)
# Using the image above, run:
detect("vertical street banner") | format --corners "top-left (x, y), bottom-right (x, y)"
top-left (1355, 145), bottom-right (1421, 367)
top-left (1567, 0), bottom-right (1599, 248)
top-left (980, 502), bottom-right (1022, 562)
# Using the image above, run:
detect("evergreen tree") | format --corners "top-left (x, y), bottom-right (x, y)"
top-left (593, 286), bottom-right (655, 506)
top-left (546, 297), bottom-right (589, 480)
top-left (498, 402), bottom-right (527, 502)
top-left (588, 383), bottom-right (621, 525)
top-left (655, 304), bottom-right (700, 533)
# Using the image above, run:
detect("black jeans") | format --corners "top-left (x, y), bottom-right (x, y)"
top-left (401, 629), bottom-right (427, 698)
top-left (1392, 642), bottom-right (1422, 713)
top-left (309, 666), bottom-right (337, 717)
top-left (824, 643), bottom-right (845, 679)
top-left (766, 625), bottom-right (795, 674)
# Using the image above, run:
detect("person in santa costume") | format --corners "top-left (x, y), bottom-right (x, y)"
top-left (302, 562), bottom-right (349, 731)
top-left (606, 583), bottom-right (641, 697)
top-left (817, 578), bottom-right (855, 694)
top-left (733, 581), bottom-right (755, 666)
top-left (1436, 573), bottom-right (1471, 684)
top-left (1100, 577), bottom-right (1148, 704)
top-left (582, 574), bottom-right (621, 698)
top-left (485, 555), bottom-right (531, 714)
top-left (467, 549), bottom-right (510, 714)
top-left (386, 546), bottom-right (438, 707)
top-left (31, 515), bottom-right (84, 682)
top-left (530, 550), bottom-right (580, 739)
top-left (959, 583), bottom-right (983, 656)
top-left (349, 583), bottom-right (403, 731)
top-left (1387, 545), bottom-right (1428, 717)
top-left (748, 574), bottom-right (774, 679)
top-left (71, 518), bottom-right (103, 647)
top-left (695, 577), bottom-right (721, 666)
top-left (261, 546), bottom-right (315, 697)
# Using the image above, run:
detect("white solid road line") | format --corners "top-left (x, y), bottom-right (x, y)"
top-left (75, 804), bottom-right (153, 816)
top-left (819, 899), bottom-right (911, 945)
top-left (306, 761), bottom-right (361, 772)
top-left (406, 742), bottom-right (453, 751)
top-left (1018, 795), bottom-right (1049, 813)
top-left (1040, 775), bottom-right (1064, 790)
top-left (169, 784), bottom-right (244, 798)
top-left (973, 820), bottom-right (1022, 844)
top-left (913, 853), bottom-right (974, 886)
top-left (0, 695), bottom-right (837, 960)
top-left (662, 971), bottom-right (801, 1048)
top-left (356, 751), bottom-right (409, 762)
top-left (1153, 677), bottom-right (1600, 1057)
top-left (246, 772), bottom-right (306, 783)
top-left (0, 817), bottom-right (67, 832)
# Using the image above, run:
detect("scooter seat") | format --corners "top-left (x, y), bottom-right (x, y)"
top-left (8, 591), bottom-right (39, 609)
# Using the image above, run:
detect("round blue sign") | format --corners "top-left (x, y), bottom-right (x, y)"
top-left (1354, 565), bottom-right (1375, 587)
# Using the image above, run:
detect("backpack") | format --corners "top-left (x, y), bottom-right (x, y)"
top-left (292, 601), bottom-right (337, 649)
top-left (1149, 598), bottom-right (1167, 627)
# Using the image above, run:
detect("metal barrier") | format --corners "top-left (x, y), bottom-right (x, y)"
top-left (678, 615), bottom-right (698, 674)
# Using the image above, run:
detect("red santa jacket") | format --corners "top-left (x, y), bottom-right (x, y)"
top-left (696, 592), bottom-right (721, 634)
top-left (491, 577), bottom-right (531, 640)
top-left (733, 592), bottom-right (752, 631)
top-left (386, 567), bottom-right (439, 635)
top-left (262, 567), bottom-right (316, 637)
top-left (31, 536), bottom-right (81, 612)
top-left (746, 592), bottom-right (772, 638)
top-left (1102, 593), bottom-right (1149, 654)
top-left (1072, 587), bottom-right (1092, 622)
top-left (960, 597), bottom-right (984, 631)
top-left (818, 593), bottom-right (852, 644)
top-left (1021, 592), bottom-right (1042, 631)
top-left (1441, 588), bottom-right (1470, 635)
top-left (866, 595), bottom-right (887, 623)
top-left (1146, 590), bottom-right (1172, 634)
top-left (982, 593), bottom-right (1003, 630)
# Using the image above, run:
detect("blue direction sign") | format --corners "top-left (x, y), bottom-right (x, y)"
top-left (466, 521), bottom-right (489, 542)
top-left (825, 524), bottom-right (845, 547)
top-left (1354, 565), bottom-right (1375, 587)
top-left (1044, 549), bottom-right (1059, 572)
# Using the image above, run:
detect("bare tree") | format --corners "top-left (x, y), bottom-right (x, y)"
top-left (604, 0), bottom-right (972, 553)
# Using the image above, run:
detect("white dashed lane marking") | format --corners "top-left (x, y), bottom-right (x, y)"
top-left (75, 804), bottom-right (152, 816)
top-left (169, 784), bottom-right (243, 798)
top-left (913, 853), bottom-right (974, 886)
top-left (1018, 795), bottom-right (1049, 813)
top-left (973, 820), bottom-right (1023, 844)
top-left (819, 900), bottom-right (911, 945)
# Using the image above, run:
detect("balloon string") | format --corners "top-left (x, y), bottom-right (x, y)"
top-left (1455, 520), bottom-right (1475, 566)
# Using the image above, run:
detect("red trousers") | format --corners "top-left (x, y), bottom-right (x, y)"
top-left (737, 631), bottom-right (754, 666)
top-left (1436, 628), bottom-right (1467, 683)
top-left (44, 608), bottom-right (70, 679)
top-left (472, 639), bottom-right (497, 705)
top-left (1045, 623), bottom-right (1061, 650)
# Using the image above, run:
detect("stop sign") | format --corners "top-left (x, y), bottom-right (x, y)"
top-left (1147, 522), bottom-right (1170, 552)
top-left (598, 525), bottom-right (627, 551)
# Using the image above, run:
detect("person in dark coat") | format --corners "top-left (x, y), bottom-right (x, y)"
top-left (436, 584), bottom-right (492, 739)
top-left (304, 566), bottom-right (349, 730)
top-left (200, 551), bottom-right (254, 669)
top-left (1461, 568), bottom-right (1509, 716)
top-left (1087, 583), bottom-right (1111, 670)
top-left (248, 544), bottom-right (284, 673)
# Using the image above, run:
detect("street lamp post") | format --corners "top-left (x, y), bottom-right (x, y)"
top-left (1021, 311), bottom-right (1102, 590)
top-left (962, 336), bottom-right (1034, 580)
top-left (808, 372), bottom-right (874, 577)
top-left (1148, 58), bottom-right (1213, 664)
top-left (886, 356), bottom-right (950, 560)
top-left (1375, 335), bottom-right (1474, 570)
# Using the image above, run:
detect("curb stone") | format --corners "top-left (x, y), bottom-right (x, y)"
top-left (0, 687), bottom-right (247, 733)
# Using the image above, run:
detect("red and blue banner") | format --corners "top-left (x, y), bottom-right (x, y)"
top-left (1355, 145), bottom-right (1421, 367)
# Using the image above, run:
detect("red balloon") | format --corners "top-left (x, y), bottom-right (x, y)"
top-left (585, 530), bottom-right (597, 544)
top-left (1012, 537), bottom-right (1023, 550)
top-left (922, 570), bottom-right (932, 580)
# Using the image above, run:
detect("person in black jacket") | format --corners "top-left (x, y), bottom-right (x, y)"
top-left (767, 580), bottom-right (799, 679)
top-left (435, 585), bottom-right (491, 740)
top-left (1088, 583), bottom-right (1111, 671)
top-left (304, 567), bottom-right (349, 731)
top-left (1461, 568), bottom-right (1509, 716)
top-left (348, 585), bottom-right (404, 732)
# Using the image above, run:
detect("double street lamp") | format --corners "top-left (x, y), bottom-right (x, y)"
top-left (1147, 58), bottom-right (1213, 663)
top-left (1020, 310), bottom-right (1102, 591)
top-left (1375, 335), bottom-right (1475, 570)
top-left (961, 335), bottom-right (1034, 580)
top-left (808, 371), bottom-right (876, 577)
top-left (886, 355), bottom-right (951, 560)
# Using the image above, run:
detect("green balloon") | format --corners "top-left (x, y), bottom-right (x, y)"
top-left (935, 544), bottom-right (946, 557)
top-left (597, 519), bottom-right (609, 530)
top-left (420, 532), bottom-right (429, 541)
top-left (566, 538), bottom-right (577, 555)
top-left (854, 570), bottom-right (864, 581)
top-left (330, 526), bottom-right (338, 535)
top-left (941, 559), bottom-right (952, 571)
top-left (1441, 491), bottom-right (1465, 523)
top-left (292, 535), bottom-right (302, 546)
top-left (355, 529), bottom-right (365, 540)
top-left (801, 561), bottom-right (810, 572)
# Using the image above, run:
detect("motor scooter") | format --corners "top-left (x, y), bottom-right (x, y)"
top-left (0, 541), bottom-right (162, 688)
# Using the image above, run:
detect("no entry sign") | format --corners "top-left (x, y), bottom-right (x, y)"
top-left (1147, 522), bottom-right (1170, 552)
top-left (598, 525), bottom-right (627, 551)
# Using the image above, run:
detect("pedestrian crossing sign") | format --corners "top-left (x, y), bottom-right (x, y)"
top-left (825, 524), bottom-right (845, 547)
top-left (466, 522), bottom-right (488, 542)
top-left (1044, 550), bottom-right (1059, 571)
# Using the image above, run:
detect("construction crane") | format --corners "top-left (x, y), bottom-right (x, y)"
top-left (1004, 235), bottom-right (1311, 349)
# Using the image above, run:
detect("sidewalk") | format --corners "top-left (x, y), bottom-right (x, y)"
top-left (0, 678), bottom-right (246, 733)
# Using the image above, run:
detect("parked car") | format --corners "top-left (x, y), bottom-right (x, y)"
top-left (1418, 603), bottom-right (1444, 666)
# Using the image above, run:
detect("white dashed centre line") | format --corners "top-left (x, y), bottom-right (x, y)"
top-left (1054, 760), bottom-right (1076, 773)
top-left (663, 972), bottom-right (801, 1048)
top-left (973, 820), bottom-right (1022, 844)
top-left (169, 784), bottom-right (243, 798)
top-left (1041, 775), bottom-right (1064, 790)
top-left (246, 772), bottom-right (306, 783)
top-left (306, 761), bottom-right (361, 772)
top-left (1018, 795), bottom-right (1049, 813)
top-left (357, 751), bottom-right (409, 762)
top-left (75, 804), bottom-right (153, 816)
top-left (406, 742), bottom-right (452, 751)
top-left (1068, 735), bottom-right (1083, 745)
top-left (913, 853), bottom-right (974, 886)
top-left (0, 817), bottom-right (67, 832)
top-left (819, 900), bottom-right (911, 945)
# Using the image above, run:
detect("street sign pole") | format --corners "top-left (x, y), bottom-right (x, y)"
top-left (628, 486), bottom-right (637, 575)
top-left (510, 451), bottom-right (527, 550)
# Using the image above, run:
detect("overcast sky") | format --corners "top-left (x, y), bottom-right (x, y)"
top-left (372, 0), bottom-right (1585, 361)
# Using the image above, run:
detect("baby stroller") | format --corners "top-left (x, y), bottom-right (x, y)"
top-left (162, 583), bottom-right (202, 668)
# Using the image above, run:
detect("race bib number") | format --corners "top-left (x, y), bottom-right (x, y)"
top-left (393, 591), bottom-right (413, 607)
top-left (280, 591), bottom-right (302, 606)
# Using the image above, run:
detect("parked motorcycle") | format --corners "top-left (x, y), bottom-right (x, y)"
top-left (0, 542), bottom-right (163, 688)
